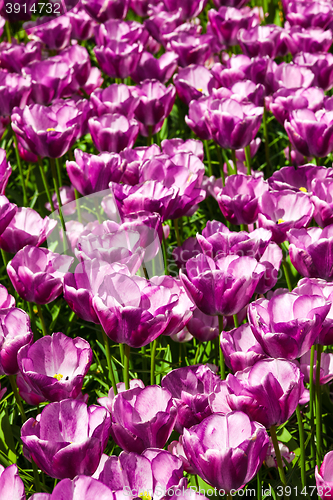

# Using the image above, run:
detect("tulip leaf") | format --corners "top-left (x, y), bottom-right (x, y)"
top-left (0, 404), bottom-right (17, 464)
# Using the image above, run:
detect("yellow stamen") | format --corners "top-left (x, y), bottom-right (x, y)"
top-left (53, 373), bottom-right (63, 381)
top-left (139, 492), bottom-right (152, 500)
top-left (197, 88), bottom-right (203, 92)
top-left (46, 128), bottom-right (56, 132)
top-left (277, 219), bottom-right (285, 224)
top-left (299, 187), bottom-right (307, 193)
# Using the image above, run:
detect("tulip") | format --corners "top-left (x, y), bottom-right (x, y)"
top-left (238, 25), bottom-right (292, 58)
top-left (67, 4), bottom-right (97, 40)
top-left (97, 448), bottom-right (186, 497)
top-left (94, 42), bottom-right (143, 80)
top-left (208, 6), bottom-right (260, 47)
top-left (0, 40), bottom-right (41, 74)
top-left (7, 246), bottom-right (74, 304)
top-left (94, 19), bottom-right (149, 47)
top-left (131, 51), bottom-right (178, 84)
top-left (286, 0), bottom-right (333, 29)
top-left (180, 253), bottom-right (266, 316)
top-left (0, 283), bottom-right (15, 309)
top-left (30, 475), bottom-right (114, 500)
top-left (0, 71), bottom-right (31, 117)
top-left (185, 96), bottom-right (213, 141)
top-left (221, 323), bottom-right (266, 373)
top-left (161, 364), bottom-right (220, 432)
top-left (265, 438), bottom-right (295, 469)
top-left (269, 164), bottom-right (330, 192)
top-left (0, 195), bottom-right (17, 236)
top-left (186, 308), bottom-right (219, 342)
top-left (182, 411), bottom-right (269, 493)
top-left (11, 101), bottom-right (82, 158)
top-left (0, 307), bottom-right (33, 375)
top-left (269, 87), bottom-right (324, 125)
top-left (0, 464), bottom-right (25, 500)
top-left (311, 177), bottom-right (333, 227)
top-left (266, 62), bottom-right (314, 94)
top-left (82, 0), bottom-right (130, 22)
top-left (99, 384), bottom-right (177, 453)
top-left (299, 349), bottom-right (333, 385)
top-left (21, 400), bottom-right (111, 479)
top-left (0, 207), bottom-right (57, 254)
top-left (257, 190), bottom-right (314, 244)
top-left (210, 359), bottom-right (304, 428)
top-left (161, 138), bottom-right (204, 160)
top-left (173, 65), bottom-right (218, 106)
top-left (168, 33), bottom-right (214, 68)
top-left (90, 84), bottom-right (139, 118)
top-left (248, 291), bottom-right (330, 359)
top-left (315, 451), bottom-right (333, 499)
top-left (289, 26), bottom-right (333, 54)
top-left (294, 52), bottom-right (333, 91)
top-left (162, 0), bottom-right (208, 20)
top-left (88, 114), bottom-right (139, 153)
top-left (206, 97), bottom-right (263, 150)
top-left (17, 332), bottom-right (92, 402)
top-left (26, 16), bottom-right (72, 51)
top-left (98, 379), bottom-right (145, 413)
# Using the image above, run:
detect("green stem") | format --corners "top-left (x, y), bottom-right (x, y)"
top-left (296, 405), bottom-right (306, 489)
top-left (233, 314), bottom-right (239, 328)
top-left (32, 461), bottom-right (41, 493)
top-left (148, 126), bottom-right (153, 146)
top-left (194, 342), bottom-right (201, 365)
top-left (36, 304), bottom-right (48, 337)
top-left (5, 21), bottom-right (11, 43)
top-left (8, 375), bottom-right (26, 421)
top-left (282, 260), bottom-right (292, 292)
top-left (12, 131), bottom-right (28, 206)
top-left (150, 339), bottom-right (157, 385)
top-left (263, 102), bottom-right (271, 174)
top-left (204, 140), bottom-right (213, 176)
top-left (244, 145), bottom-right (252, 175)
top-left (231, 149), bottom-right (237, 173)
top-left (27, 302), bottom-right (37, 339)
top-left (215, 144), bottom-right (225, 186)
top-left (74, 189), bottom-right (82, 224)
top-left (218, 315), bottom-right (225, 380)
top-left (101, 328), bottom-right (117, 395)
top-left (309, 345), bottom-right (316, 469)
top-left (119, 343), bottom-right (124, 366)
top-left (38, 157), bottom-right (54, 212)
top-left (257, 467), bottom-right (262, 500)
top-left (270, 424), bottom-right (287, 489)
top-left (315, 344), bottom-right (323, 467)
top-left (50, 158), bottom-right (67, 253)
top-left (123, 344), bottom-right (130, 390)
top-left (174, 219), bottom-right (181, 247)
top-left (55, 157), bottom-right (62, 186)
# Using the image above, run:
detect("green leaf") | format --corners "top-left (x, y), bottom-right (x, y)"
top-left (0, 404), bottom-right (17, 464)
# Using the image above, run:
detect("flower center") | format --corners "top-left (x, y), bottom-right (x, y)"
top-left (139, 492), bottom-right (152, 500)
top-left (46, 128), bottom-right (56, 132)
top-left (299, 187), bottom-right (307, 192)
top-left (53, 373), bottom-right (63, 381)
top-left (277, 219), bottom-right (285, 224)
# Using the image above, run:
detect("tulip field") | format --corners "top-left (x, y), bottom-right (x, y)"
top-left (2, 0), bottom-right (333, 498)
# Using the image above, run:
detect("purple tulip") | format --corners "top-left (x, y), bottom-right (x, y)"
top-left (0, 40), bottom-right (41, 74)
top-left (16, 372), bottom-right (47, 406)
top-left (266, 62), bottom-right (315, 94)
top-left (0, 149), bottom-right (11, 194)
top-left (257, 190), bottom-right (314, 244)
top-left (206, 97), bottom-right (263, 150)
top-left (238, 25), bottom-right (292, 58)
top-left (95, 19), bottom-right (149, 47)
top-left (94, 41), bottom-right (143, 79)
top-left (182, 412), bottom-right (269, 493)
top-left (131, 51), bottom-right (178, 84)
top-left (167, 33), bottom-right (214, 68)
top-left (285, 107), bottom-right (333, 161)
top-left (294, 52), bottom-right (333, 91)
top-left (82, 0), bottom-right (129, 21)
top-left (88, 114), bottom-right (139, 153)
top-left (45, 185), bottom-right (75, 214)
top-left (0, 195), bottom-right (17, 239)
top-left (162, 0), bottom-right (208, 20)
top-left (265, 438), bottom-right (295, 469)
top-left (0, 464), bottom-right (25, 500)
top-left (161, 138), bottom-right (204, 160)
top-left (30, 475), bottom-right (114, 500)
top-left (11, 101), bottom-right (82, 158)
top-left (286, 0), bottom-right (333, 29)
top-left (67, 4), bottom-right (97, 40)
top-left (92, 272), bottom-right (181, 347)
top-left (180, 253), bottom-right (265, 316)
top-left (287, 226), bottom-right (333, 280)
top-left (98, 379), bottom-right (145, 412)
top-left (248, 291), bottom-right (330, 359)
top-left (26, 16), bottom-right (72, 52)
top-left (132, 79), bottom-right (176, 136)
top-left (90, 84), bottom-right (139, 118)
top-left (299, 349), bottom-right (333, 385)
top-left (208, 6), bottom-right (260, 47)
top-left (221, 323), bottom-right (266, 373)
top-left (21, 400), bottom-right (111, 479)
top-left (7, 246), bottom-right (74, 304)
top-left (97, 448), bottom-right (186, 497)
top-left (99, 384), bottom-right (177, 453)
top-left (311, 177), bottom-right (333, 227)
top-left (0, 207), bottom-right (57, 254)
top-left (186, 308), bottom-right (219, 342)
top-left (0, 71), bottom-right (31, 117)
top-left (185, 96), bottom-right (213, 140)
top-left (17, 332), bottom-right (92, 402)
top-left (168, 436), bottom-right (195, 474)
top-left (316, 451), bottom-right (333, 499)
top-left (173, 65), bottom-right (218, 105)
top-left (0, 283), bottom-right (15, 309)
top-left (66, 149), bottom-right (125, 196)
top-left (0, 307), bottom-right (33, 375)
top-left (217, 174), bottom-right (268, 225)
top-left (144, 7), bottom-right (183, 46)
top-left (269, 164), bottom-right (330, 194)
top-left (269, 86), bottom-right (324, 126)
top-left (161, 364), bottom-right (221, 433)
top-left (213, 0), bottom-right (247, 7)
top-left (289, 26), bottom-right (332, 54)
top-left (211, 359), bottom-right (304, 428)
